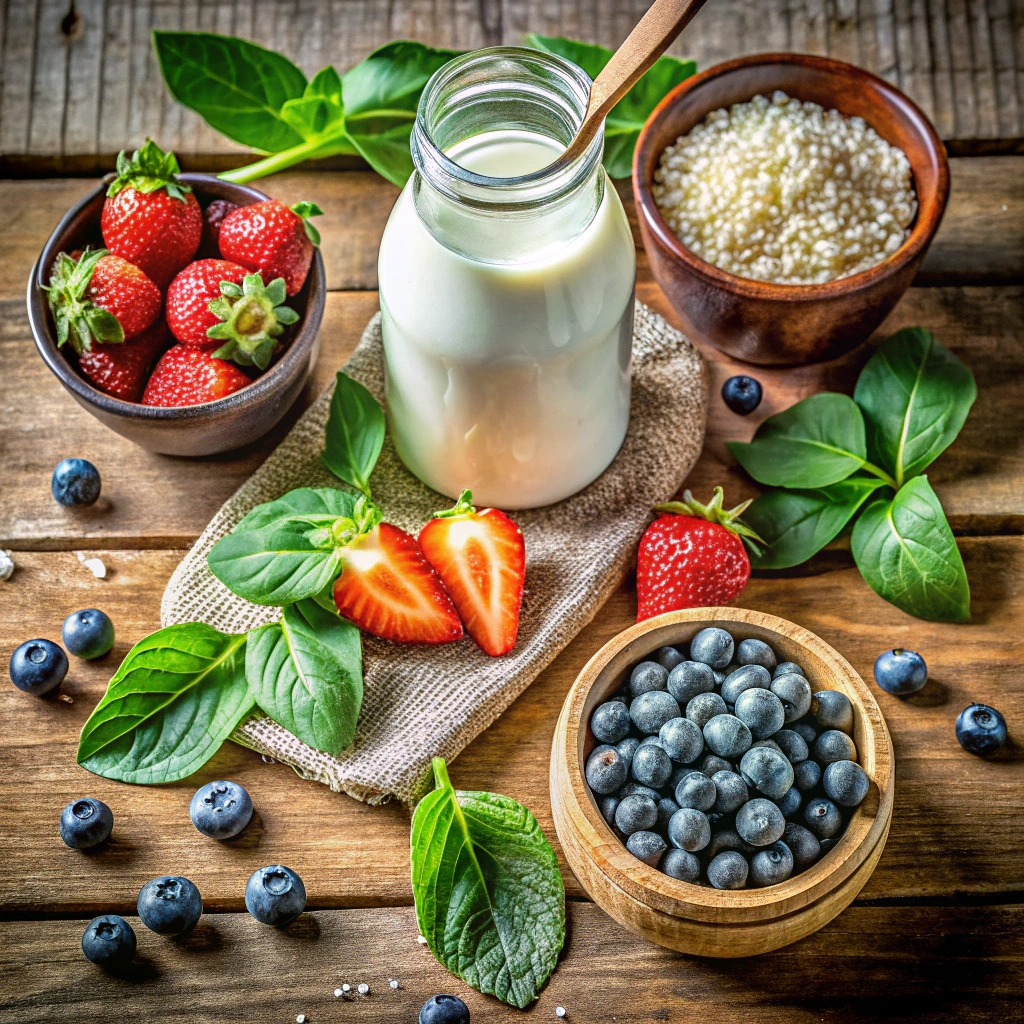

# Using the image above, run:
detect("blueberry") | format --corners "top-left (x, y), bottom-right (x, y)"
top-left (720, 664), bottom-right (772, 705)
top-left (51, 458), bottom-right (101, 506)
top-left (822, 760), bottom-right (869, 807)
top-left (685, 692), bottom-right (728, 729)
top-left (712, 669), bottom-right (727, 686)
top-left (776, 786), bottom-right (802, 818)
top-left (9, 639), bottom-right (68, 695)
top-left (420, 994), bottom-right (470, 1024)
top-left (667, 807), bottom-right (711, 852)
top-left (657, 797), bottom-right (680, 829)
top-left (615, 736), bottom-right (640, 766)
top-left (60, 797), bottom-right (113, 849)
top-left (956, 703), bottom-right (1007, 756)
top-left (661, 848), bottom-right (701, 882)
top-left (707, 850), bottom-right (748, 889)
top-left (599, 795), bottom-right (620, 826)
top-left (771, 673), bottom-right (813, 723)
top-left (735, 798), bottom-right (786, 846)
top-left (750, 738), bottom-right (783, 753)
top-left (654, 645), bottom-right (685, 672)
top-left (773, 729), bottom-right (809, 764)
top-left (190, 780), bottom-right (253, 840)
top-left (658, 716), bottom-right (704, 763)
top-left (137, 876), bottom-right (202, 935)
top-left (619, 782), bottom-right (661, 801)
top-left (674, 770), bottom-right (717, 812)
top-left (245, 865), bottom-right (306, 927)
top-left (711, 770), bottom-right (748, 814)
top-left (739, 747), bottom-right (794, 800)
top-left (791, 720), bottom-right (818, 744)
top-left (803, 797), bottom-right (843, 839)
top-left (628, 660), bottom-right (669, 697)
top-left (631, 742), bottom-right (673, 788)
top-left (792, 758), bottom-right (822, 793)
top-left (703, 714), bottom-right (753, 759)
top-left (615, 794), bottom-right (658, 835)
top-left (666, 661), bottom-right (716, 705)
top-left (630, 690), bottom-right (681, 735)
top-left (707, 828), bottom-right (756, 859)
top-left (721, 375), bottom-right (763, 415)
top-left (773, 661), bottom-right (805, 679)
top-left (782, 822), bottom-right (821, 871)
top-left (734, 688), bottom-right (786, 739)
top-left (736, 638), bottom-right (776, 671)
top-left (688, 627), bottom-right (734, 669)
top-left (591, 700), bottom-right (632, 744)
top-left (626, 829), bottom-right (668, 866)
top-left (873, 648), bottom-right (928, 696)
top-left (699, 754), bottom-right (733, 777)
top-left (819, 837), bottom-right (838, 856)
top-left (750, 840), bottom-right (794, 887)
top-left (585, 746), bottom-right (628, 794)
top-left (61, 608), bottom-right (115, 660)
top-left (81, 914), bottom-right (136, 966)
top-left (812, 690), bottom-right (854, 734)
top-left (813, 729), bottom-right (857, 765)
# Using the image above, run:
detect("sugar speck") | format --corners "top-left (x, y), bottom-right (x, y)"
top-left (417, 934), bottom-right (428, 945)
top-left (296, 1015), bottom-right (306, 1023)
top-left (388, 979), bottom-right (400, 990)
top-left (334, 989), bottom-right (343, 998)
top-left (357, 983), bottom-right (370, 996)
top-left (0, 550), bottom-right (14, 581)
top-left (556, 1008), bottom-right (567, 1018)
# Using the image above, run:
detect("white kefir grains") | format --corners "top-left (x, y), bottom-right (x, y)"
top-left (652, 92), bottom-right (917, 284)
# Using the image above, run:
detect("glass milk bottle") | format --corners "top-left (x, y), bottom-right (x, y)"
top-left (377, 47), bottom-right (636, 510)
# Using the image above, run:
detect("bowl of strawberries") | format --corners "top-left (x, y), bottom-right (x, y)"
top-left (27, 140), bottom-right (326, 456)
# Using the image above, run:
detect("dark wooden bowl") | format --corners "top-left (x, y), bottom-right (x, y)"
top-left (27, 174), bottom-right (325, 456)
top-left (632, 54), bottom-right (949, 366)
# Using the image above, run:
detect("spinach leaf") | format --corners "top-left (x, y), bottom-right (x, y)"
top-left (247, 599), bottom-right (362, 756)
top-left (526, 35), bottom-right (696, 178)
top-left (745, 476), bottom-right (887, 569)
top-left (728, 393), bottom-right (871, 488)
top-left (322, 372), bottom-right (386, 497)
top-left (851, 475), bottom-right (970, 622)
top-left (854, 327), bottom-right (977, 487)
top-left (78, 624), bottom-right (252, 784)
top-left (411, 758), bottom-right (565, 1009)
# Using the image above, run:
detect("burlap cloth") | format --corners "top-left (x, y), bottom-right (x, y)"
top-left (161, 301), bottom-right (706, 806)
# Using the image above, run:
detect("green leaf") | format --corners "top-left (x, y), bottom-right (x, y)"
top-left (233, 487), bottom-right (359, 533)
top-left (411, 759), bottom-right (565, 1009)
top-left (280, 66), bottom-right (345, 140)
top-left (854, 327), bottom-right (977, 487)
top-left (851, 475), bottom-right (970, 622)
top-left (526, 35), bottom-right (696, 178)
top-left (246, 599), bottom-right (362, 756)
top-left (745, 477), bottom-right (887, 569)
top-left (728, 393), bottom-right (869, 488)
top-left (77, 624), bottom-right (252, 784)
top-left (153, 31), bottom-right (309, 152)
top-left (322, 373), bottom-right (386, 497)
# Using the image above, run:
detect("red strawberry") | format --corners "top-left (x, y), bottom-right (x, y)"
top-left (45, 248), bottom-right (161, 353)
top-left (166, 259), bottom-right (249, 346)
top-left (635, 488), bottom-right (764, 622)
top-left (101, 139), bottom-right (202, 288)
top-left (200, 199), bottom-right (238, 257)
top-left (418, 490), bottom-right (526, 656)
top-left (141, 344), bottom-right (252, 407)
top-left (333, 516), bottom-right (463, 645)
top-left (218, 199), bottom-right (322, 296)
top-left (77, 320), bottom-right (169, 402)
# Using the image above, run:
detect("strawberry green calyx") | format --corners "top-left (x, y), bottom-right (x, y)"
top-left (290, 201), bottom-right (324, 245)
top-left (329, 495), bottom-right (383, 547)
top-left (106, 138), bottom-right (192, 200)
top-left (44, 249), bottom-right (124, 354)
top-left (432, 489), bottom-right (475, 519)
top-left (206, 274), bottom-right (300, 371)
top-left (655, 486), bottom-right (766, 556)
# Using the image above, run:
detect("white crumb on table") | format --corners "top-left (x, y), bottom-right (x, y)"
top-left (0, 550), bottom-right (14, 581)
top-left (75, 552), bottom-right (107, 578)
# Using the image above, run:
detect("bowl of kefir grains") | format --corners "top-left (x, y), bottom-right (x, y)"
top-left (633, 54), bottom-right (949, 365)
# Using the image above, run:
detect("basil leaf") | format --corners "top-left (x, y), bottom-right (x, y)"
top-left (78, 624), bottom-right (252, 784)
top-left (322, 372), bottom-right (386, 497)
top-left (851, 475), bottom-right (970, 622)
top-left (246, 599), bottom-right (362, 756)
top-left (745, 477), bottom-right (887, 569)
top-left (153, 32), bottom-right (308, 152)
top-left (280, 66), bottom-right (345, 140)
top-left (728, 393), bottom-right (868, 488)
top-left (526, 35), bottom-right (696, 178)
top-left (233, 487), bottom-right (358, 533)
top-left (854, 327), bottom-right (977, 487)
top-left (411, 758), bottom-right (565, 1009)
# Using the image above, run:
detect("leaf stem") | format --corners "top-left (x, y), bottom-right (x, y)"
top-left (432, 756), bottom-right (451, 791)
top-left (218, 134), bottom-right (358, 183)
top-left (860, 461), bottom-right (899, 490)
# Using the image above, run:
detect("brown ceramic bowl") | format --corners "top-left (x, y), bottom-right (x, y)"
top-left (633, 54), bottom-right (949, 366)
top-left (27, 174), bottom-right (325, 456)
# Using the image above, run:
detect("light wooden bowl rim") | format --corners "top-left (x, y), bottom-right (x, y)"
top-left (553, 607), bottom-right (895, 925)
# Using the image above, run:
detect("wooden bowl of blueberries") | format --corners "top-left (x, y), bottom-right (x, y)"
top-left (550, 607), bottom-right (894, 957)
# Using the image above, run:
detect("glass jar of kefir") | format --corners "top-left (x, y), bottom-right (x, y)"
top-left (377, 47), bottom-right (636, 510)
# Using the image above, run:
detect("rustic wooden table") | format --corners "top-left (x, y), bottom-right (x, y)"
top-left (2, 2), bottom-right (1023, 1021)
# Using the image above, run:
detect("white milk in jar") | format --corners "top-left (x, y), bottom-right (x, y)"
top-left (377, 48), bottom-right (636, 509)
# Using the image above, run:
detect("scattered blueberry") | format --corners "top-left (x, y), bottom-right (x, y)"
top-left (736, 638), bottom-right (776, 671)
top-left (782, 822), bottom-right (821, 870)
top-left (771, 673), bottom-right (813, 722)
top-left (955, 703), bottom-right (1007, 756)
top-left (823, 759), bottom-right (870, 807)
top-left (707, 850), bottom-right (748, 889)
top-left (803, 797), bottom-right (843, 839)
top-left (720, 664), bottom-right (772, 704)
top-left (628, 660), bottom-right (669, 697)
top-left (703, 713), bottom-right (752, 760)
top-left (814, 729), bottom-right (857, 765)
top-left (62, 609), bottom-right (115, 660)
top-left (674, 771), bottom-right (716, 812)
top-left (813, 690), bottom-right (854, 733)
top-left (658, 716), bottom-right (704, 763)
top-left (667, 807), bottom-right (711, 852)
top-left (661, 848), bottom-right (701, 882)
top-left (739, 746), bottom-right (794, 800)
top-left (9, 639), bottom-right (68, 695)
top-left (81, 914), bottom-right (135, 966)
top-left (420, 994), bottom-right (470, 1024)
top-left (615, 794), bottom-right (658, 835)
top-left (245, 865), bottom-right (306, 927)
top-left (60, 797), bottom-right (113, 849)
top-left (137, 876), bottom-right (202, 935)
top-left (666, 661), bottom-right (716, 705)
top-left (688, 628), bottom-right (735, 669)
top-left (873, 648), bottom-right (928, 696)
top-left (190, 780), bottom-right (253, 840)
top-left (721, 375), bottom-right (763, 415)
top-left (585, 746), bottom-right (628, 794)
top-left (630, 690), bottom-right (681, 735)
top-left (51, 458), bottom-right (101, 506)
top-left (750, 841), bottom-right (794, 887)
top-left (654, 645), bottom-right (685, 672)
top-left (591, 700), bottom-right (632, 744)
top-left (735, 798), bottom-right (786, 847)
top-left (626, 829), bottom-right (668, 866)
top-left (631, 742), bottom-right (673, 788)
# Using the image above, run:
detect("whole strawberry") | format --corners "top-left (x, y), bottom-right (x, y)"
top-left (78, 320), bottom-right (169, 402)
top-left (45, 248), bottom-right (161, 353)
top-left (142, 345), bottom-right (252, 407)
top-left (636, 488), bottom-right (764, 622)
top-left (218, 200), bottom-right (322, 296)
top-left (166, 259), bottom-right (249, 346)
top-left (101, 139), bottom-right (202, 288)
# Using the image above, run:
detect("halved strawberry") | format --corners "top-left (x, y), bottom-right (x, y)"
top-left (418, 490), bottom-right (525, 657)
top-left (333, 519), bottom-right (463, 645)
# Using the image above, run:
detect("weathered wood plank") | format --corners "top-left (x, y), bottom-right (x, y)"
top-left (1, 538), bottom-right (1021, 914)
